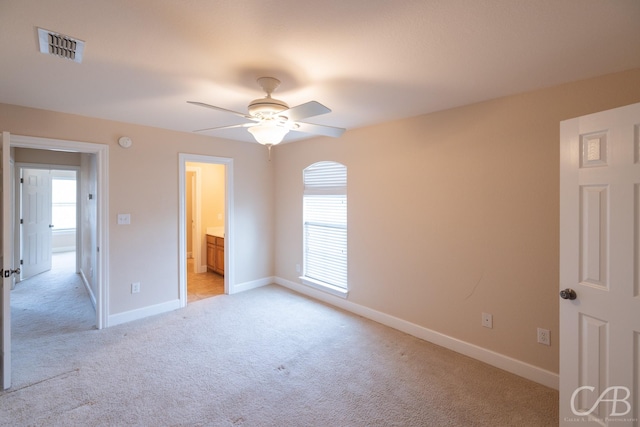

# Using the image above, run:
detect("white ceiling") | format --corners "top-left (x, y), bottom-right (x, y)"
top-left (1, 0), bottom-right (639, 144)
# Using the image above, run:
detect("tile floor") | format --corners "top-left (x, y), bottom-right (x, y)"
top-left (187, 258), bottom-right (224, 303)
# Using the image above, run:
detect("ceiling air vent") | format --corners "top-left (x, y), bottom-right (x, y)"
top-left (37, 27), bottom-right (85, 63)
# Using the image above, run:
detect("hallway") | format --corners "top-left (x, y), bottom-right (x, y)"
top-left (11, 251), bottom-right (95, 334)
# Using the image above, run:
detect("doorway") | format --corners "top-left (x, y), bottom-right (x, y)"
top-left (18, 167), bottom-right (79, 282)
top-left (2, 133), bottom-right (108, 389)
top-left (178, 154), bottom-right (233, 306)
top-left (185, 163), bottom-right (225, 302)
top-left (7, 134), bottom-right (108, 328)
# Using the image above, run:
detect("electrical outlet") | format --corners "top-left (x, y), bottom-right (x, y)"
top-left (131, 282), bottom-right (140, 294)
top-left (481, 312), bottom-right (493, 329)
top-left (537, 328), bottom-right (550, 345)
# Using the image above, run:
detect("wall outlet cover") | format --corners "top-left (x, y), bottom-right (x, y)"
top-left (537, 328), bottom-right (550, 346)
top-left (482, 312), bottom-right (493, 329)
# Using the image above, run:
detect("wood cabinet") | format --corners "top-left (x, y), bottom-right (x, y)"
top-left (206, 234), bottom-right (224, 276)
top-left (206, 236), bottom-right (216, 272)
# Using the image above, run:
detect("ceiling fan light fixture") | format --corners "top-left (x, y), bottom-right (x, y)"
top-left (248, 122), bottom-right (289, 146)
top-left (248, 97), bottom-right (288, 118)
top-left (188, 76), bottom-right (346, 147)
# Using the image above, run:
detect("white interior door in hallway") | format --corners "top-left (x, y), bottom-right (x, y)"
top-left (20, 168), bottom-right (53, 280)
top-left (560, 102), bottom-right (640, 425)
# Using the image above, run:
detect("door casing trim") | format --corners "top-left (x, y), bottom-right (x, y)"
top-left (178, 153), bottom-right (234, 306)
top-left (9, 135), bottom-right (109, 329)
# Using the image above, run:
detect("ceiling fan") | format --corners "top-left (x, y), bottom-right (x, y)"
top-left (188, 77), bottom-right (345, 149)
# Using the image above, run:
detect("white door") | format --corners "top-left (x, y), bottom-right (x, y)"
top-left (1, 131), bottom-right (15, 389)
top-left (560, 102), bottom-right (640, 425)
top-left (21, 168), bottom-right (53, 280)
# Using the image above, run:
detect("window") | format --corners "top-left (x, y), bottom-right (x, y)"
top-left (302, 161), bottom-right (347, 296)
top-left (52, 176), bottom-right (76, 231)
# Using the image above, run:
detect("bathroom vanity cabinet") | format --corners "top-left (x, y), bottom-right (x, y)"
top-left (206, 234), bottom-right (224, 276)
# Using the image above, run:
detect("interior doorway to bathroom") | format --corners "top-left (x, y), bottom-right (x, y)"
top-left (178, 154), bottom-right (233, 306)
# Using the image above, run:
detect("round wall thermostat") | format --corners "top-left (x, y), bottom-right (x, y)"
top-left (118, 136), bottom-right (133, 148)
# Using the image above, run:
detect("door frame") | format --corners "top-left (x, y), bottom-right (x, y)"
top-left (2, 132), bottom-right (15, 389)
top-left (9, 134), bottom-right (109, 329)
top-left (178, 153), bottom-right (233, 306)
top-left (187, 165), bottom-right (203, 273)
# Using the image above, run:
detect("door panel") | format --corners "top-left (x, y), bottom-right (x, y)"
top-left (560, 103), bottom-right (640, 425)
top-left (580, 185), bottom-right (608, 289)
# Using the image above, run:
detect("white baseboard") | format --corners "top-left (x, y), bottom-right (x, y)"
top-left (231, 276), bottom-right (272, 294)
top-left (108, 277), bottom-right (271, 327)
top-left (79, 269), bottom-right (97, 309)
top-left (274, 276), bottom-right (559, 390)
top-left (53, 246), bottom-right (76, 253)
top-left (108, 299), bottom-right (181, 327)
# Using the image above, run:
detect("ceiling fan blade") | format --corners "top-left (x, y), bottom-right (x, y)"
top-left (293, 122), bottom-right (346, 138)
top-left (193, 122), bottom-right (254, 133)
top-left (187, 101), bottom-right (253, 120)
top-left (279, 101), bottom-right (331, 121)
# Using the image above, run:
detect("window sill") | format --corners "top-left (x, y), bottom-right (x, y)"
top-left (299, 277), bottom-right (348, 299)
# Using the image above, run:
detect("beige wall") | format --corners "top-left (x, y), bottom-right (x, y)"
top-left (79, 153), bottom-right (98, 299)
top-left (200, 162), bottom-right (225, 230)
top-left (273, 68), bottom-right (640, 374)
top-left (14, 147), bottom-right (82, 166)
top-left (0, 104), bottom-right (274, 316)
top-left (3, 68), bottom-right (639, 376)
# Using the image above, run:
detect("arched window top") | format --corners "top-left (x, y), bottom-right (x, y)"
top-left (303, 161), bottom-right (346, 190)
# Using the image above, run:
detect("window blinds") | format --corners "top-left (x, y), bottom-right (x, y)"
top-left (303, 162), bottom-right (347, 290)
top-left (303, 161), bottom-right (347, 190)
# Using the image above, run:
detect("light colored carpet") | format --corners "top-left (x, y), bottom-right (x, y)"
top-left (1, 253), bottom-right (558, 426)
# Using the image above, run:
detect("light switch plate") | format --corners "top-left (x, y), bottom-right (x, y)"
top-left (117, 213), bottom-right (131, 225)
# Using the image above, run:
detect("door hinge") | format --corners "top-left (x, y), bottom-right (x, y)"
top-left (20, 259), bottom-right (23, 265)
top-left (20, 218), bottom-right (23, 224)
top-left (20, 177), bottom-right (23, 184)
